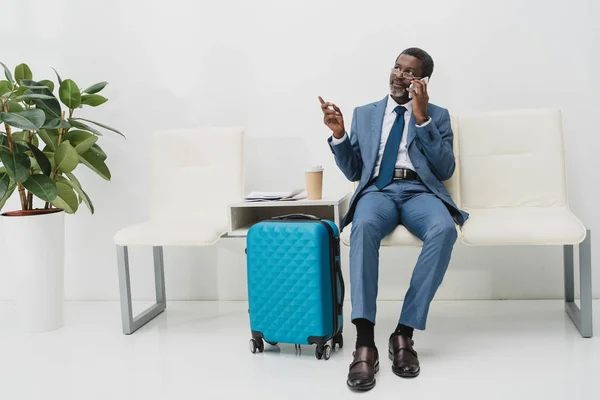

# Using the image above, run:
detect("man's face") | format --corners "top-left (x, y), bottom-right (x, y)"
top-left (389, 54), bottom-right (424, 99)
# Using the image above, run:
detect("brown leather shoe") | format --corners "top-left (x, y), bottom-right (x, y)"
top-left (346, 346), bottom-right (379, 391)
top-left (388, 334), bottom-right (420, 378)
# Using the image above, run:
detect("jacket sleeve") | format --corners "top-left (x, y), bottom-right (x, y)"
top-left (327, 108), bottom-right (362, 182)
top-left (414, 109), bottom-right (455, 181)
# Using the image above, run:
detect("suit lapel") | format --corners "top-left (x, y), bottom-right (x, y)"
top-left (368, 96), bottom-right (388, 174)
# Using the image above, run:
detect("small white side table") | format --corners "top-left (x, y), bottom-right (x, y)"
top-left (227, 193), bottom-right (352, 237)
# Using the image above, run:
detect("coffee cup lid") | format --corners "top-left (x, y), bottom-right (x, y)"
top-left (306, 165), bottom-right (323, 172)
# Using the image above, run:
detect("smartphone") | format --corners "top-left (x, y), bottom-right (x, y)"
top-left (409, 76), bottom-right (429, 99)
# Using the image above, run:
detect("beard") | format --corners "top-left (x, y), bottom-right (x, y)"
top-left (390, 84), bottom-right (406, 98)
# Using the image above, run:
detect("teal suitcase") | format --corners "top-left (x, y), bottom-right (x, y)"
top-left (246, 214), bottom-right (344, 360)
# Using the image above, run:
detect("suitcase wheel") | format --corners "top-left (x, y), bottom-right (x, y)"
top-left (249, 338), bottom-right (264, 354)
top-left (315, 344), bottom-right (331, 360)
top-left (332, 332), bottom-right (343, 350)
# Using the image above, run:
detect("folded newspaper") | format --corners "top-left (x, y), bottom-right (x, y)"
top-left (243, 189), bottom-right (307, 202)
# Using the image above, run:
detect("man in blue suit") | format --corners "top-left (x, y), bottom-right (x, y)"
top-left (319, 48), bottom-right (468, 391)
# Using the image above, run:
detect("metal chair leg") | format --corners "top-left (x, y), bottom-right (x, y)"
top-left (564, 230), bottom-right (593, 338)
top-left (117, 245), bottom-right (167, 335)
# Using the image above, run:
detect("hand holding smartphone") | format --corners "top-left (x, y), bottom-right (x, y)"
top-left (409, 76), bottom-right (429, 99)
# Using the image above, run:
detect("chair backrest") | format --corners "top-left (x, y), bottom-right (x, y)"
top-left (149, 127), bottom-right (244, 230)
top-left (456, 109), bottom-right (567, 210)
top-left (349, 115), bottom-right (462, 207)
top-left (444, 115), bottom-right (461, 206)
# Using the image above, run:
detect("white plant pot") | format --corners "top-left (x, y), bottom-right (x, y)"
top-left (1, 209), bottom-right (65, 333)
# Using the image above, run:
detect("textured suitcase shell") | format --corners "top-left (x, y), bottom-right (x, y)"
top-left (246, 216), bottom-right (343, 349)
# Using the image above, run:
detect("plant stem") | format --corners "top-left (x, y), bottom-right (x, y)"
top-left (1, 99), bottom-right (27, 210)
top-left (46, 111), bottom-right (67, 209)
top-left (57, 110), bottom-right (66, 145)
top-left (51, 110), bottom-right (67, 184)
top-left (27, 131), bottom-right (34, 210)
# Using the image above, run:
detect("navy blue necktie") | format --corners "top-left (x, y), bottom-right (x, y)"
top-left (375, 105), bottom-right (406, 189)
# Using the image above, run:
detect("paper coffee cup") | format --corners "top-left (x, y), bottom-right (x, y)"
top-left (305, 165), bottom-right (323, 200)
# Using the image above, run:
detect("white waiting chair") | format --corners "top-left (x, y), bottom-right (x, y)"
top-left (113, 127), bottom-right (244, 334)
top-left (457, 109), bottom-right (590, 337)
top-left (340, 110), bottom-right (592, 337)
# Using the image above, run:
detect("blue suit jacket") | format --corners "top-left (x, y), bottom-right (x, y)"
top-left (328, 95), bottom-right (469, 230)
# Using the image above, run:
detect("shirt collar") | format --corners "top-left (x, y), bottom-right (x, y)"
top-left (386, 94), bottom-right (413, 116)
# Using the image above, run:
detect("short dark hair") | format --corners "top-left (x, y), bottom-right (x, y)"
top-left (400, 47), bottom-right (434, 78)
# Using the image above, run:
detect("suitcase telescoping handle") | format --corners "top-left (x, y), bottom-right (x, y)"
top-left (271, 214), bottom-right (320, 220)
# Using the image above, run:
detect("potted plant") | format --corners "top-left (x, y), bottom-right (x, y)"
top-left (0, 62), bottom-right (124, 332)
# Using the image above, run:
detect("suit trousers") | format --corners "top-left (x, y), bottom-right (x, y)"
top-left (349, 179), bottom-right (457, 330)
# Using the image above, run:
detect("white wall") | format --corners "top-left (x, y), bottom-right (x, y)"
top-left (0, 0), bottom-right (598, 301)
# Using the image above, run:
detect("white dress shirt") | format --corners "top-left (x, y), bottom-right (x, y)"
top-left (330, 95), bottom-right (431, 178)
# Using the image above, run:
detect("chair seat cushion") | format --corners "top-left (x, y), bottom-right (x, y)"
top-left (113, 220), bottom-right (226, 246)
top-left (341, 223), bottom-right (461, 248)
top-left (460, 207), bottom-right (586, 245)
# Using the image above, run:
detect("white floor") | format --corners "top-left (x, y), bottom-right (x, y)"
top-left (0, 300), bottom-right (599, 400)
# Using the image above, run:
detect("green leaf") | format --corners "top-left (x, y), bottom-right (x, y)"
top-left (82, 81), bottom-right (108, 94)
top-left (20, 80), bottom-right (62, 120)
top-left (28, 143), bottom-right (52, 176)
top-left (13, 93), bottom-right (55, 101)
top-left (0, 80), bottom-right (12, 96)
top-left (63, 130), bottom-right (97, 154)
top-left (0, 135), bottom-right (29, 153)
top-left (52, 67), bottom-right (63, 85)
top-left (18, 83), bottom-right (48, 90)
top-left (6, 101), bottom-right (24, 112)
top-left (89, 143), bottom-right (107, 160)
top-left (0, 109), bottom-right (45, 130)
top-left (42, 118), bottom-right (70, 129)
top-left (43, 150), bottom-right (56, 170)
top-left (55, 140), bottom-right (79, 173)
top-left (59, 79), bottom-right (81, 109)
top-left (79, 150), bottom-right (110, 180)
top-left (9, 86), bottom-right (28, 99)
top-left (11, 131), bottom-right (28, 142)
top-left (0, 62), bottom-right (15, 84)
top-left (64, 173), bottom-right (94, 214)
top-left (72, 118), bottom-right (124, 137)
top-left (67, 118), bottom-right (102, 136)
top-left (0, 150), bottom-right (31, 182)
top-left (14, 64), bottom-right (33, 83)
top-left (0, 174), bottom-right (16, 211)
top-left (39, 80), bottom-right (55, 92)
top-left (22, 174), bottom-right (57, 202)
top-left (0, 171), bottom-right (10, 198)
top-left (38, 129), bottom-right (59, 151)
top-left (65, 171), bottom-right (81, 187)
top-left (11, 131), bottom-right (39, 148)
top-left (7, 143), bottom-right (30, 153)
top-left (80, 94), bottom-right (107, 107)
top-left (51, 181), bottom-right (77, 213)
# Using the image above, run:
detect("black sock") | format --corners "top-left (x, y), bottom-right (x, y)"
top-left (353, 318), bottom-right (376, 350)
top-left (393, 323), bottom-right (414, 339)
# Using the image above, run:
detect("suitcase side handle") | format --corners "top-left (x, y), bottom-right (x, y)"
top-left (271, 213), bottom-right (320, 220)
top-left (335, 261), bottom-right (345, 313)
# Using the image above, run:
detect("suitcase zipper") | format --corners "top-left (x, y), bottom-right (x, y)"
top-left (317, 220), bottom-right (342, 338)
